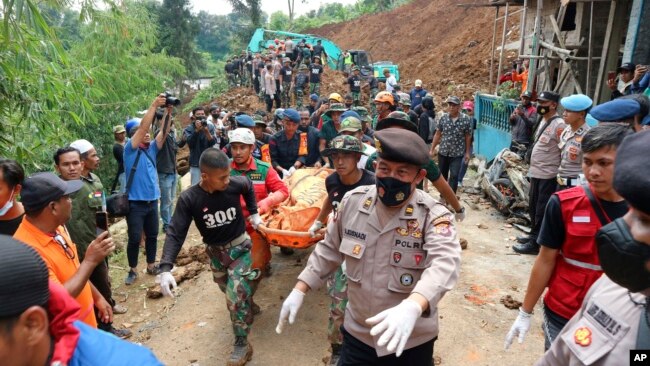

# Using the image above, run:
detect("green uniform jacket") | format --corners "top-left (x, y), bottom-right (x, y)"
top-left (67, 173), bottom-right (103, 260)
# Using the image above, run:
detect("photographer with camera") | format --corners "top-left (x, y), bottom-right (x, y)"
top-left (180, 106), bottom-right (217, 186)
top-left (509, 91), bottom-right (537, 155)
top-left (123, 94), bottom-right (174, 285)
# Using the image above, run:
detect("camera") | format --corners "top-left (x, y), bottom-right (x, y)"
top-left (198, 116), bottom-right (208, 127)
top-left (164, 92), bottom-right (181, 107)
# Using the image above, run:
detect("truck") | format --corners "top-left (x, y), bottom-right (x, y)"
top-left (247, 28), bottom-right (399, 82)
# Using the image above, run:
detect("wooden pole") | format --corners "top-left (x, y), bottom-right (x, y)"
top-left (548, 15), bottom-right (583, 94)
top-left (594, 0), bottom-right (617, 103)
top-left (489, 6), bottom-right (500, 93)
top-left (495, 2), bottom-right (510, 95)
top-left (519, 0), bottom-right (529, 56)
top-left (527, 0), bottom-right (543, 94)
top-left (586, 1), bottom-right (594, 96)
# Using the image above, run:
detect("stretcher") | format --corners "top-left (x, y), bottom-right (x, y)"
top-left (257, 167), bottom-right (331, 249)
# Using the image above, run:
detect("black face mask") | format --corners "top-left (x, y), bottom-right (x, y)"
top-left (298, 125), bottom-right (308, 132)
top-left (376, 176), bottom-right (412, 207)
top-left (596, 218), bottom-right (650, 293)
top-left (536, 105), bottom-right (550, 115)
top-left (211, 113), bottom-right (219, 119)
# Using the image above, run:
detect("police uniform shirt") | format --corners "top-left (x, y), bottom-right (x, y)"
top-left (535, 276), bottom-right (646, 366)
top-left (325, 170), bottom-right (375, 213)
top-left (159, 176), bottom-right (257, 272)
top-left (558, 123), bottom-right (590, 178)
top-left (298, 185), bottom-right (461, 356)
top-left (529, 116), bottom-right (567, 179)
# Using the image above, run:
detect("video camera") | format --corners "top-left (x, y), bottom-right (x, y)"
top-left (163, 92), bottom-right (181, 107)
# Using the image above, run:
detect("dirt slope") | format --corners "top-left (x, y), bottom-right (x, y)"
top-left (306, 0), bottom-right (519, 103)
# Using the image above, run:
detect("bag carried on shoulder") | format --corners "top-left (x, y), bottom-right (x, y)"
top-left (106, 150), bottom-right (143, 217)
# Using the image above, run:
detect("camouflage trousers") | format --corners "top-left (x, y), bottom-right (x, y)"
top-left (281, 82), bottom-right (292, 108)
top-left (295, 88), bottom-right (305, 109)
top-left (327, 265), bottom-right (348, 345)
top-left (227, 74), bottom-right (236, 88)
top-left (370, 88), bottom-right (379, 114)
top-left (352, 91), bottom-right (361, 107)
top-left (206, 239), bottom-right (259, 337)
top-left (309, 82), bottom-right (320, 97)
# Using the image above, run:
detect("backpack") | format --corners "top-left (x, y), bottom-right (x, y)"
top-left (427, 112), bottom-right (437, 141)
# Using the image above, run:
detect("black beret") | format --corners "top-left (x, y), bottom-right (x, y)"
top-left (373, 129), bottom-right (429, 166)
top-left (0, 236), bottom-right (49, 317)
top-left (613, 131), bottom-right (650, 215)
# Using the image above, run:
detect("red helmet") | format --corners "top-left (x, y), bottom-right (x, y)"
top-left (274, 38), bottom-right (280, 44)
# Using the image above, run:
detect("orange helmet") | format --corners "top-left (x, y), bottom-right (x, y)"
top-left (374, 91), bottom-right (395, 106)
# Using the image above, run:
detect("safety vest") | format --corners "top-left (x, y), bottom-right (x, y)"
top-left (299, 133), bottom-right (308, 155)
top-left (260, 144), bottom-right (271, 163)
top-left (543, 186), bottom-right (605, 320)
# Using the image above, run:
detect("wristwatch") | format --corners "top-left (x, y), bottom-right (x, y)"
top-left (455, 207), bottom-right (465, 214)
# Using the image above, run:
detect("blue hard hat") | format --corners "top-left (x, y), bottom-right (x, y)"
top-left (560, 94), bottom-right (593, 112)
top-left (590, 99), bottom-right (640, 122)
top-left (283, 108), bottom-right (300, 123)
top-left (341, 110), bottom-right (361, 120)
top-left (310, 94), bottom-right (319, 101)
top-left (125, 118), bottom-right (141, 136)
top-left (235, 114), bottom-right (255, 127)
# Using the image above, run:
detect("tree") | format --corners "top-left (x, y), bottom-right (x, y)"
top-left (269, 11), bottom-right (290, 31)
top-left (226, 0), bottom-right (262, 28)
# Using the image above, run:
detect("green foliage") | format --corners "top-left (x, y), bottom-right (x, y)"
top-left (493, 81), bottom-right (521, 112)
top-left (269, 11), bottom-right (290, 31)
top-left (0, 0), bottom-right (185, 180)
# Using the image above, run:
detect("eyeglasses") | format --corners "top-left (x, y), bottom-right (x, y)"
top-left (53, 233), bottom-right (75, 260)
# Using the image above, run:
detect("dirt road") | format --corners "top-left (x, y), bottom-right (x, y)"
top-left (108, 179), bottom-right (546, 365)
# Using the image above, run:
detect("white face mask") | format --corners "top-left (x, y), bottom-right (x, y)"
top-left (0, 188), bottom-right (14, 217)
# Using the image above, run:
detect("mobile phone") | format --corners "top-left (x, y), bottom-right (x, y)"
top-left (95, 211), bottom-right (109, 236)
top-left (607, 71), bottom-right (616, 80)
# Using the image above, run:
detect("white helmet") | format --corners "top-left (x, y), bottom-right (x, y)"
top-left (228, 128), bottom-right (256, 145)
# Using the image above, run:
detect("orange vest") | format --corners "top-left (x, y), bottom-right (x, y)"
top-left (299, 133), bottom-right (308, 155)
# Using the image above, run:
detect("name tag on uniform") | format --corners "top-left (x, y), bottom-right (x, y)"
top-left (573, 210), bottom-right (591, 223)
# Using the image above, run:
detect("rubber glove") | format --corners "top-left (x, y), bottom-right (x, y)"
top-left (366, 299), bottom-right (422, 357)
top-left (156, 272), bottom-right (177, 298)
top-left (455, 208), bottom-right (466, 222)
top-left (282, 169), bottom-right (291, 179)
top-left (308, 220), bottom-right (324, 237)
top-left (504, 307), bottom-right (532, 350)
top-left (249, 213), bottom-right (263, 230)
top-left (288, 166), bottom-right (297, 175)
top-left (276, 288), bottom-right (305, 334)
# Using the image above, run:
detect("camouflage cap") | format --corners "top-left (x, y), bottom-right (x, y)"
top-left (324, 103), bottom-right (348, 116)
top-left (299, 64), bottom-right (308, 70)
top-left (321, 135), bottom-right (365, 157)
top-left (352, 106), bottom-right (371, 122)
top-left (339, 116), bottom-right (362, 133)
top-left (352, 65), bottom-right (360, 71)
top-left (400, 95), bottom-right (411, 106)
top-left (252, 114), bottom-right (267, 127)
top-left (375, 111), bottom-right (418, 133)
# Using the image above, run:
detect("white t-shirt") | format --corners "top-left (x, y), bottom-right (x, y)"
top-left (358, 144), bottom-right (377, 170)
top-left (385, 75), bottom-right (397, 92)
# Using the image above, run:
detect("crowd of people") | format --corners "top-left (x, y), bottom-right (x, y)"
top-left (1, 52), bottom-right (650, 366)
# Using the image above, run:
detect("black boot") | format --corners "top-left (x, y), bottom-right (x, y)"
top-left (513, 240), bottom-right (540, 255)
top-left (516, 235), bottom-right (530, 244)
top-left (227, 337), bottom-right (253, 366)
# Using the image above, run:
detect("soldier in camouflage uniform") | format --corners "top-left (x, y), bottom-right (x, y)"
top-left (306, 135), bottom-right (376, 365)
top-left (158, 148), bottom-right (263, 366)
top-left (294, 64), bottom-right (309, 109)
top-left (280, 58), bottom-right (293, 108)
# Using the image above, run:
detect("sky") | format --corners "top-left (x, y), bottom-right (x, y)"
top-left (190, 0), bottom-right (358, 16)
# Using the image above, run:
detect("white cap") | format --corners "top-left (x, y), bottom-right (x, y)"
top-left (415, 79), bottom-right (423, 87)
top-left (70, 139), bottom-right (94, 154)
top-left (228, 128), bottom-right (256, 145)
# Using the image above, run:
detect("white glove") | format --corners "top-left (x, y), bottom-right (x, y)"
top-left (308, 220), bottom-right (324, 237)
top-left (156, 272), bottom-right (177, 298)
top-left (249, 213), bottom-right (263, 230)
top-left (288, 166), bottom-right (297, 175)
top-left (504, 307), bottom-right (532, 350)
top-left (366, 299), bottom-right (422, 357)
top-left (276, 288), bottom-right (305, 334)
top-left (455, 207), bottom-right (465, 222)
top-left (281, 169), bottom-right (291, 179)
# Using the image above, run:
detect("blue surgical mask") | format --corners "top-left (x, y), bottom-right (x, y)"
top-left (0, 189), bottom-right (15, 217)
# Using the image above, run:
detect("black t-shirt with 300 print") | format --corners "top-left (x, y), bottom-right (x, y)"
top-left (325, 169), bottom-right (375, 213)
top-left (160, 176), bottom-right (257, 271)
